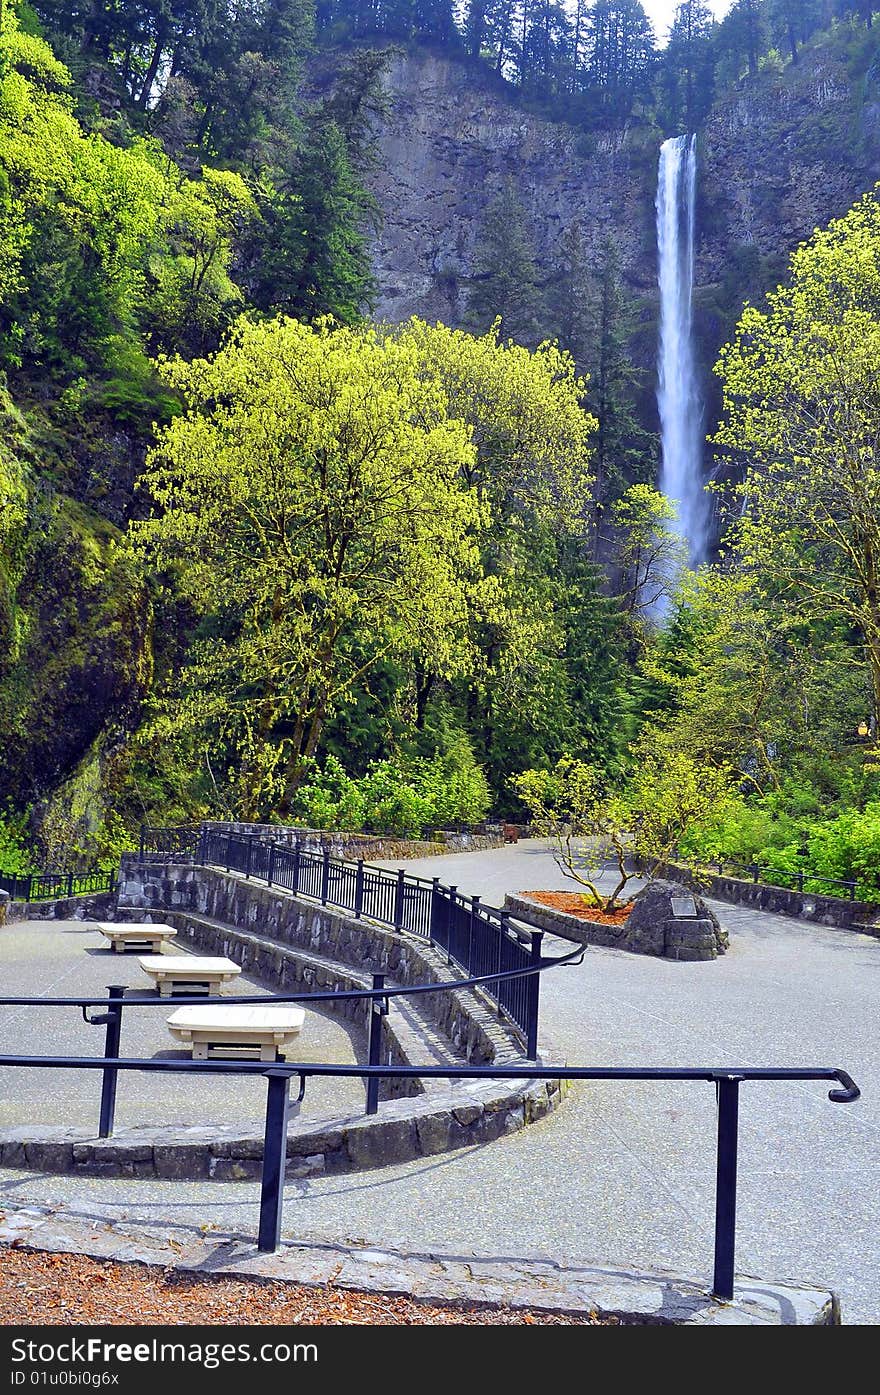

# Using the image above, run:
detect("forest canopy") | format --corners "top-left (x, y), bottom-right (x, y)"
top-left (3, 0), bottom-right (880, 887)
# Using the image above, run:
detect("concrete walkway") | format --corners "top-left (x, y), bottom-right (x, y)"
top-left (1, 843), bottom-right (877, 1322)
top-left (0, 921), bottom-right (367, 1127)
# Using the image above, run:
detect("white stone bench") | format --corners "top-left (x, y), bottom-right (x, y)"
top-left (166, 1005), bottom-right (306, 1061)
top-left (96, 922), bottom-right (178, 954)
top-left (138, 955), bottom-right (242, 998)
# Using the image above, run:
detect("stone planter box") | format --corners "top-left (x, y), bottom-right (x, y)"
top-left (504, 887), bottom-right (727, 961)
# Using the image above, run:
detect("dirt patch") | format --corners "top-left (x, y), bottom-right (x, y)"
top-left (520, 892), bottom-right (632, 926)
top-left (0, 1248), bottom-right (615, 1325)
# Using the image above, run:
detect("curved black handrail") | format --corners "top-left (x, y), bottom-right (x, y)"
top-left (0, 1049), bottom-right (859, 1303)
top-left (0, 940), bottom-right (586, 1011)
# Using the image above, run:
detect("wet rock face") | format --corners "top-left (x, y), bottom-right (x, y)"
top-left (366, 51), bottom-right (654, 324)
top-left (625, 879), bottom-right (728, 961)
top-left (365, 48), bottom-right (880, 332)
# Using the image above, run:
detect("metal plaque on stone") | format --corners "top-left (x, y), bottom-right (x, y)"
top-left (670, 896), bottom-right (698, 919)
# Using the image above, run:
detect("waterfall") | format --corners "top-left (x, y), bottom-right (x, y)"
top-left (656, 134), bottom-right (707, 567)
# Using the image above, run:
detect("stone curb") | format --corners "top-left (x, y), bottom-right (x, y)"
top-left (0, 1070), bottom-right (564, 1180)
top-left (504, 892), bottom-right (725, 960)
top-left (0, 1203), bottom-right (839, 1325)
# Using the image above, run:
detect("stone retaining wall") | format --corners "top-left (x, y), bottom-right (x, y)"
top-left (0, 860), bottom-right (569, 1180)
top-left (201, 821), bottom-right (505, 860)
top-left (118, 859), bottom-right (520, 1062)
top-left (665, 863), bottom-right (880, 934)
top-left (0, 1070), bottom-right (564, 1181)
top-left (1, 889), bottom-right (116, 925)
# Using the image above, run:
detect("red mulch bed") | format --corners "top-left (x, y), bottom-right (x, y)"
top-left (0, 1248), bottom-right (614, 1326)
top-left (521, 892), bottom-right (632, 926)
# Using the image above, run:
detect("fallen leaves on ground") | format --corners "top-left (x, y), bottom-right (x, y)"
top-left (0, 1248), bottom-right (612, 1325)
top-left (520, 892), bottom-right (632, 925)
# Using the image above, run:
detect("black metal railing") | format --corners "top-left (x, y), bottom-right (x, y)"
top-left (138, 824), bottom-right (201, 861)
top-left (0, 980), bottom-right (860, 1303)
top-left (696, 857), bottom-right (880, 905)
top-left (138, 825), bottom-right (548, 1054)
top-left (0, 868), bottom-right (117, 903)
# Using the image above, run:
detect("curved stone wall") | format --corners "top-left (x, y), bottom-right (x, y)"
top-left (0, 864), bottom-right (568, 1179)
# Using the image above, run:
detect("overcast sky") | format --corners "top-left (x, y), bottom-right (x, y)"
top-left (643, 1), bottom-right (735, 43)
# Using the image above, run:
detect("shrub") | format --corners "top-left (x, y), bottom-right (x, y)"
top-left (0, 806), bottom-right (34, 875)
top-left (287, 745), bottom-right (491, 839)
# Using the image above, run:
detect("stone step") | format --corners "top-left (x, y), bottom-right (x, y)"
top-left (847, 922), bottom-right (880, 939)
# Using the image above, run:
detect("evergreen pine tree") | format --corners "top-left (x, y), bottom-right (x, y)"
top-left (245, 118), bottom-right (377, 322)
top-left (661, 0), bottom-right (716, 131)
top-left (466, 179), bottom-right (543, 345)
top-left (587, 236), bottom-right (654, 512)
top-left (716, 0), bottom-right (768, 82)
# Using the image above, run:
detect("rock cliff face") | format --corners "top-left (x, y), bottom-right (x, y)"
top-left (366, 45), bottom-right (880, 347)
top-left (698, 47), bottom-right (880, 283)
top-left (367, 51), bottom-right (656, 323)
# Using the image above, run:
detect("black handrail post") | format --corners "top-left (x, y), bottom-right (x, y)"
top-left (468, 895), bottom-right (480, 974)
top-left (428, 877), bottom-right (441, 944)
top-left (98, 985), bottom-right (125, 1139)
top-left (365, 973), bottom-right (385, 1116)
top-left (497, 911), bottom-right (508, 1014)
top-left (526, 931), bottom-right (542, 1061)
top-left (354, 860), bottom-right (365, 919)
top-left (267, 842), bottom-right (276, 888)
top-left (292, 839), bottom-right (301, 895)
top-left (712, 1076), bottom-right (741, 1302)
top-left (257, 1070), bottom-right (290, 1254)
top-left (321, 846), bottom-right (330, 906)
top-left (197, 823), bottom-right (207, 866)
top-left (446, 887), bottom-right (457, 965)
top-left (245, 838), bottom-right (253, 880)
top-left (225, 835), bottom-right (232, 873)
top-left (393, 869), bottom-right (405, 930)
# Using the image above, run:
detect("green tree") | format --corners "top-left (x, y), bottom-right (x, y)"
top-left (583, 0), bottom-right (656, 121)
top-left (514, 749), bottom-right (734, 910)
top-left (466, 179), bottom-right (543, 346)
top-left (608, 484), bottom-right (686, 643)
top-left (129, 315), bottom-right (487, 818)
top-left (393, 317), bottom-right (597, 790)
top-left (245, 119), bottom-right (377, 322)
top-left (585, 237), bottom-right (655, 515)
top-left (714, 187), bottom-right (880, 729)
top-left (636, 571), bottom-right (868, 795)
top-left (716, 0), bottom-right (767, 80)
top-left (661, 0), bottom-right (715, 130)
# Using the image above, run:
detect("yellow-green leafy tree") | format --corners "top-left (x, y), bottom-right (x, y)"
top-left (515, 749), bottom-right (735, 911)
top-left (0, 14), bottom-right (251, 379)
top-left (129, 316), bottom-right (488, 818)
top-left (392, 319), bottom-right (597, 759)
top-left (715, 187), bottom-right (880, 728)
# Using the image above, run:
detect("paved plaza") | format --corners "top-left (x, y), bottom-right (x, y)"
top-left (0, 921), bottom-right (367, 1128)
top-left (0, 843), bottom-right (877, 1322)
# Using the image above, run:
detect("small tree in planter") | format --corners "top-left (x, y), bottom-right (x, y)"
top-left (514, 750), bottom-right (735, 914)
